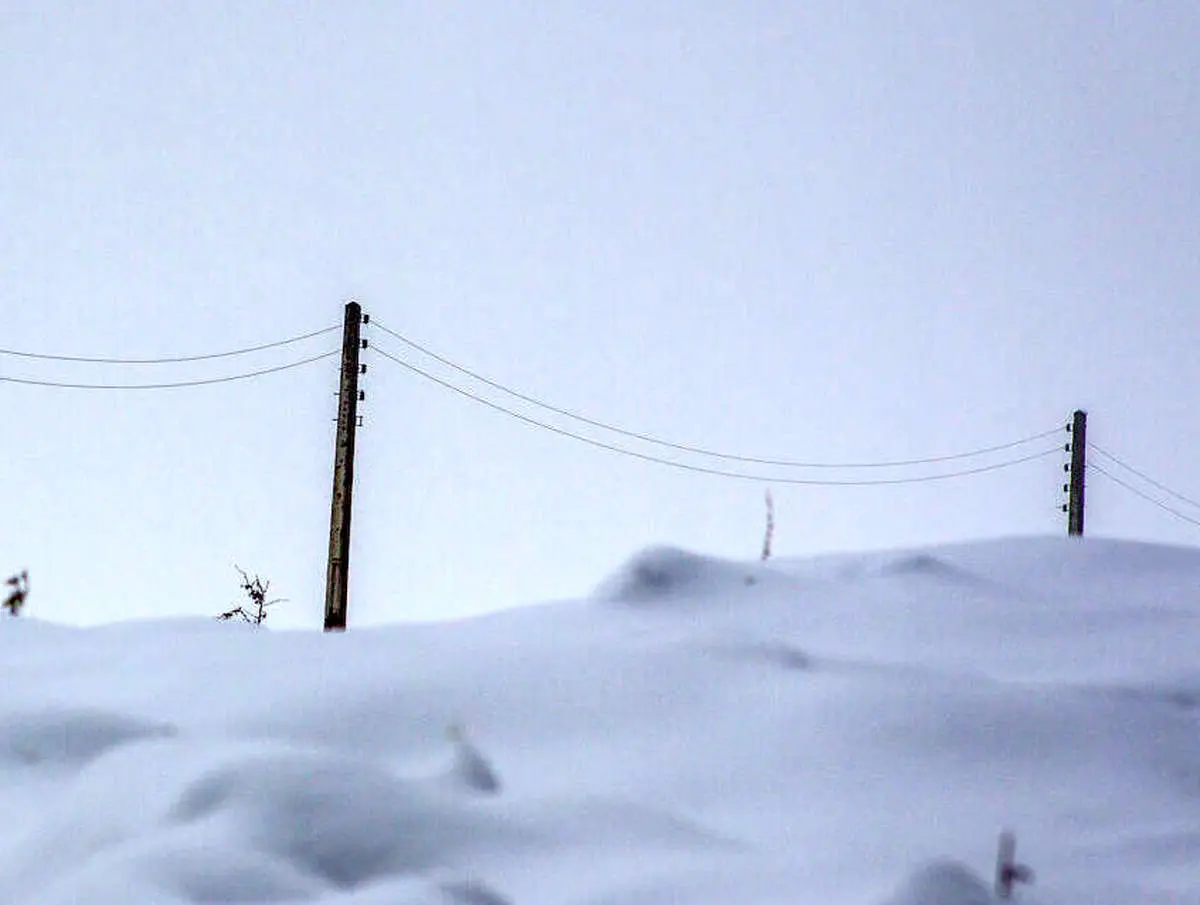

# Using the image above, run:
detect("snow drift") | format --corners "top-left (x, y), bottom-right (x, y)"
top-left (2, 536), bottom-right (1199, 904)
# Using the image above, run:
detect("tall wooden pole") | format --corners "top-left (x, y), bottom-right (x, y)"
top-left (324, 301), bottom-right (363, 631)
top-left (1067, 409), bottom-right (1087, 537)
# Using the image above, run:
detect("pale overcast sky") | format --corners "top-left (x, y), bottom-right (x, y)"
top-left (3, 3), bottom-right (1198, 628)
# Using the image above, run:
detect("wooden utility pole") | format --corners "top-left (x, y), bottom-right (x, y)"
top-left (1067, 409), bottom-right (1087, 537)
top-left (324, 301), bottom-right (364, 631)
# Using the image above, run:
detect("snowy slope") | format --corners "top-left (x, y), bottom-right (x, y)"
top-left (2, 537), bottom-right (1200, 904)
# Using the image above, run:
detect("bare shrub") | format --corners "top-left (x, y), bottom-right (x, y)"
top-left (3, 571), bottom-right (28, 616)
top-left (218, 566), bottom-right (284, 625)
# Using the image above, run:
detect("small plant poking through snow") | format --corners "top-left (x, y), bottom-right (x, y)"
top-left (3, 571), bottom-right (28, 616)
top-left (761, 490), bottom-right (775, 562)
top-left (218, 566), bottom-right (284, 625)
top-left (446, 722), bottom-right (502, 794)
top-left (994, 830), bottom-right (1035, 899)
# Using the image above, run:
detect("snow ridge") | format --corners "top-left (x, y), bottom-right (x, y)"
top-left (2, 536), bottom-right (1199, 904)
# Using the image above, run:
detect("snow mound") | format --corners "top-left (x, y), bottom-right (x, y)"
top-left (0, 707), bottom-right (175, 769)
top-left (437, 877), bottom-right (514, 904)
top-left (883, 860), bottom-right (994, 905)
top-left (1, 738), bottom-right (522, 902)
top-left (4, 536), bottom-right (1200, 903)
top-left (860, 553), bottom-right (1017, 598)
top-left (167, 750), bottom-right (509, 888)
top-left (874, 553), bottom-right (984, 582)
top-left (594, 546), bottom-right (785, 604)
top-left (132, 842), bottom-right (324, 904)
top-left (707, 639), bottom-right (814, 672)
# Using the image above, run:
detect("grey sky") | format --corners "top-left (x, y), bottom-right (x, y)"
top-left (4, 3), bottom-right (1198, 628)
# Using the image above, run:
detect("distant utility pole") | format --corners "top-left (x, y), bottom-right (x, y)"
top-left (1065, 409), bottom-right (1087, 537)
top-left (324, 301), bottom-right (366, 631)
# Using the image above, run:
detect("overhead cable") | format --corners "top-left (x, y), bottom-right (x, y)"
top-left (0, 350), bottom-right (339, 390)
top-left (0, 324), bottom-right (341, 365)
top-left (372, 345), bottom-right (1060, 486)
top-left (371, 319), bottom-right (1059, 469)
top-left (1088, 444), bottom-right (1200, 512)
top-left (1090, 463), bottom-right (1200, 528)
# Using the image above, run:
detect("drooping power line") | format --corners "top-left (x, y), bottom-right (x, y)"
top-left (0, 349), bottom-right (339, 390)
top-left (1089, 463), bottom-right (1200, 528)
top-left (371, 320), bottom-right (1060, 470)
top-left (0, 324), bottom-right (341, 365)
top-left (371, 345), bottom-right (1061, 486)
top-left (1088, 443), bottom-right (1200, 512)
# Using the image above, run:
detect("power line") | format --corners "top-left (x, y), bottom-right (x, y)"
top-left (371, 319), bottom-right (1060, 469)
top-left (0, 324), bottom-right (341, 365)
top-left (1090, 463), bottom-right (1200, 529)
top-left (0, 349), bottom-right (339, 390)
top-left (372, 345), bottom-right (1061, 486)
top-left (1088, 443), bottom-right (1200, 512)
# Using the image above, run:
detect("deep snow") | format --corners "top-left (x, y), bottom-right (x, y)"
top-left (3, 536), bottom-right (1199, 904)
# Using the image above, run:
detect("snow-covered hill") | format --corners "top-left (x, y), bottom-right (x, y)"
top-left (3, 537), bottom-right (1199, 904)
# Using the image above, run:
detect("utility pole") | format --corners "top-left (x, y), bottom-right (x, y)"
top-left (1066, 409), bottom-right (1087, 537)
top-left (324, 301), bottom-right (365, 631)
